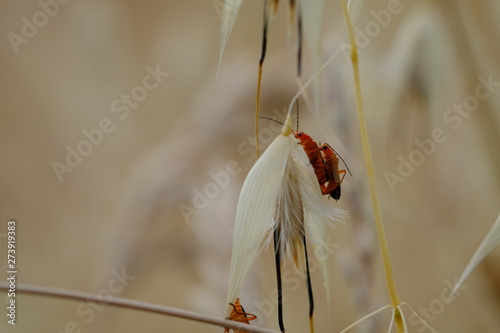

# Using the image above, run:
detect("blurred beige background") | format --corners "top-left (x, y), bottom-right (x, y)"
top-left (1, 1), bottom-right (499, 332)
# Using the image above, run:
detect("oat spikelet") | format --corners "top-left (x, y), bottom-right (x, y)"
top-left (452, 212), bottom-right (500, 294)
top-left (218, 0), bottom-right (244, 71)
top-left (225, 115), bottom-right (344, 316)
top-left (274, 151), bottom-right (306, 268)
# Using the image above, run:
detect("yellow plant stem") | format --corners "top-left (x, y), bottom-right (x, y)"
top-left (338, 0), bottom-right (404, 331)
top-left (256, 63), bottom-right (263, 158)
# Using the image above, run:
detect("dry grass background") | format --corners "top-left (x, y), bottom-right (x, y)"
top-left (0, 1), bottom-right (499, 332)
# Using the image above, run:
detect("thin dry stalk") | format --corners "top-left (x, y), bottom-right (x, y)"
top-left (0, 282), bottom-right (277, 333)
top-left (339, 0), bottom-right (405, 331)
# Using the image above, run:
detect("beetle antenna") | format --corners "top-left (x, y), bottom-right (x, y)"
top-left (296, 99), bottom-right (300, 132)
top-left (259, 116), bottom-right (284, 126)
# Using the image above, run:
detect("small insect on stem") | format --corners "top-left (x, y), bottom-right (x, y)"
top-left (225, 298), bottom-right (257, 333)
top-left (319, 143), bottom-right (352, 201)
top-left (294, 132), bottom-right (329, 187)
top-left (259, 116), bottom-right (351, 200)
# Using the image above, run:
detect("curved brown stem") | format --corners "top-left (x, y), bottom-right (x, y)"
top-left (0, 282), bottom-right (277, 333)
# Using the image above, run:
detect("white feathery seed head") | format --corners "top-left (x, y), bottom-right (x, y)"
top-left (225, 114), bottom-right (346, 314)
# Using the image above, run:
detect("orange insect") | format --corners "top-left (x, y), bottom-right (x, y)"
top-left (295, 132), bottom-right (350, 200)
top-left (320, 143), bottom-right (347, 200)
top-left (261, 118), bottom-right (349, 200)
top-left (224, 298), bottom-right (257, 333)
top-left (294, 132), bottom-right (329, 188)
